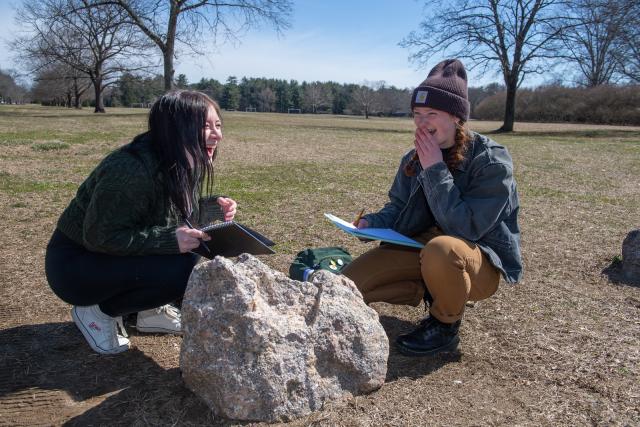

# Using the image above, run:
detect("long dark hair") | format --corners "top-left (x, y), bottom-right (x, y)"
top-left (147, 90), bottom-right (221, 219)
top-left (403, 121), bottom-right (471, 176)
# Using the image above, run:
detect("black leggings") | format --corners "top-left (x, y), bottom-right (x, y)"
top-left (45, 229), bottom-right (199, 317)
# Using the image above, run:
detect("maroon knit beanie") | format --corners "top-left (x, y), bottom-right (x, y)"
top-left (411, 59), bottom-right (470, 121)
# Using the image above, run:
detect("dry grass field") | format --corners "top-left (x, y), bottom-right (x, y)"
top-left (1, 105), bottom-right (639, 426)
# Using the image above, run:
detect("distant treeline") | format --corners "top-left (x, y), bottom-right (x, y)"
top-left (110, 73), bottom-right (413, 117)
top-left (475, 84), bottom-right (640, 126)
top-left (5, 69), bottom-right (639, 125)
top-left (110, 74), bottom-right (640, 125)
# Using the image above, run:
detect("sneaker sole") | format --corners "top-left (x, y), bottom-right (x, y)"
top-left (135, 325), bottom-right (182, 335)
top-left (396, 336), bottom-right (460, 357)
top-left (71, 307), bottom-right (130, 355)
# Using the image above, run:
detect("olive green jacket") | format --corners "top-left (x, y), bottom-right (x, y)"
top-left (57, 134), bottom-right (222, 256)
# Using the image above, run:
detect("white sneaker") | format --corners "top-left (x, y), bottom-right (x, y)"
top-left (136, 304), bottom-right (182, 334)
top-left (71, 305), bottom-right (130, 354)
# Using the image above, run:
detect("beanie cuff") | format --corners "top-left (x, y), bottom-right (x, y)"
top-left (411, 85), bottom-right (470, 121)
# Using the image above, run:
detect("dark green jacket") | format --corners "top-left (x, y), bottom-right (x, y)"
top-left (57, 135), bottom-right (222, 256)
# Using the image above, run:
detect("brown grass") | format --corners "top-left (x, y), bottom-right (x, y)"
top-left (0, 105), bottom-right (639, 426)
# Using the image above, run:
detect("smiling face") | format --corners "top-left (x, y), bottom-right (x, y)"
top-left (413, 107), bottom-right (459, 149)
top-left (203, 105), bottom-right (222, 159)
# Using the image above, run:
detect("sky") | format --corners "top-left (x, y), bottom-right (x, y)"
top-left (0, 0), bottom-right (505, 89)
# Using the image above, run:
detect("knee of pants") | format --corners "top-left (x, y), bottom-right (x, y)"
top-left (420, 235), bottom-right (467, 272)
top-left (162, 253), bottom-right (199, 290)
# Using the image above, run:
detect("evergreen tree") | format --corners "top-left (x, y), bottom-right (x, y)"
top-left (175, 74), bottom-right (189, 88)
top-left (221, 76), bottom-right (240, 110)
top-left (330, 83), bottom-right (350, 114)
top-left (274, 80), bottom-right (290, 112)
top-left (195, 78), bottom-right (224, 102)
top-left (289, 80), bottom-right (301, 109)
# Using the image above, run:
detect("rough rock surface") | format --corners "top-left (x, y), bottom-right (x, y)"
top-left (622, 229), bottom-right (640, 283)
top-left (180, 254), bottom-right (389, 422)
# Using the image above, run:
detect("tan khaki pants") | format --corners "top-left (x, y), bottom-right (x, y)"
top-left (343, 228), bottom-right (500, 323)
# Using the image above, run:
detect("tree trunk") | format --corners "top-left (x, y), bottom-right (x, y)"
top-left (499, 78), bottom-right (517, 132)
top-left (163, 49), bottom-right (174, 91)
top-left (162, 3), bottom-right (179, 91)
top-left (73, 77), bottom-right (82, 109)
top-left (364, 106), bottom-right (369, 119)
top-left (93, 77), bottom-right (105, 113)
top-left (66, 92), bottom-right (72, 108)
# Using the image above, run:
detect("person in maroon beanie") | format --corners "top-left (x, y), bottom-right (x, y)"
top-left (343, 59), bottom-right (522, 356)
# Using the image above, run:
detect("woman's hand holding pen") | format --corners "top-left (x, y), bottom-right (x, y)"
top-left (217, 197), bottom-right (237, 221)
top-left (414, 127), bottom-right (443, 169)
top-left (355, 218), bottom-right (368, 229)
top-left (176, 226), bottom-right (211, 253)
top-left (353, 209), bottom-right (369, 229)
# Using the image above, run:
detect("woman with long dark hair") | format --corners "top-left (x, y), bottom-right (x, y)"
top-left (45, 91), bottom-right (237, 354)
top-left (343, 59), bottom-right (522, 356)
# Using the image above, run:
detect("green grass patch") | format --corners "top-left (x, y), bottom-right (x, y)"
top-left (216, 161), bottom-right (379, 208)
top-left (0, 171), bottom-right (77, 195)
top-left (31, 141), bottom-right (70, 151)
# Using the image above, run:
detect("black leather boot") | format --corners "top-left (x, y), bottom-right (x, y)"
top-left (396, 316), bottom-right (460, 356)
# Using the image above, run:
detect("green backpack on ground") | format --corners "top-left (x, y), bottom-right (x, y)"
top-left (289, 247), bottom-right (353, 281)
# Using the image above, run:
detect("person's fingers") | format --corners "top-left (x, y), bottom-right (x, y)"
top-left (218, 197), bottom-right (237, 221)
top-left (178, 237), bottom-right (198, 252)
top-left (415, 138), bottom-right (427, 158)
top-left (218, 197), bottom-right (234, 207)
top-left (183, 228), bottom-right (205, 238)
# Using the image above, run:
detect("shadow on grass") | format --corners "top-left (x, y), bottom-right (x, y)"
top-left (601, 259), bottom-right (640, 288)
top-left (1, 318), bottom-right (457, 424)
top-left (379, 315), bottom-right (460, 382)
top-left (0, 322), bottom-right (224, 426)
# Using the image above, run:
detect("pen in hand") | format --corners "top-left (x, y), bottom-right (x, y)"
top-left (183, 217), bottom-right (212, 255)
top-left (353, 208), bottom-right (365, 227)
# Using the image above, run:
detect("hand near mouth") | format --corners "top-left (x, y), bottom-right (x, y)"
top-left (414, 127), bottom-right (443, 169)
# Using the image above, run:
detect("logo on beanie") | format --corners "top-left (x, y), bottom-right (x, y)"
top-left (415, 90), bottom-right (428, 104)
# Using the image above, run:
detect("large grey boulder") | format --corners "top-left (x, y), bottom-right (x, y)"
top-left (622, 229), bottom-right (640, 283)
top-left (180, 254), bottom-right (389, 422)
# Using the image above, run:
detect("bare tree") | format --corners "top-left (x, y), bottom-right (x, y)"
top-left (0, 70), bottom-right (29, 104)
top-left (401, 0), bottom-right (569, 132)
top-left (375, 85), bottom-right (411, 116)
top-left (13, 0), bottom-right (152, 112)
top-left (256, 87), bottom-right (275, 112)
top-left (615, 0), bottom-right (640, 83)
top-left (559, 0), bottom-right (634, 86)
top-left (32, 63), bottom-right (92, 108)
top-left (351, 80), bottom-right (384, 119)
top-left (302, 82), bottom-right (332, 113)
top-left (90, 0), bottom-right (293, 90)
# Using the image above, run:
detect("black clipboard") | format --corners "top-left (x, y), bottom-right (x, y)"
top-left (191, 221), bottom-right (275, 259)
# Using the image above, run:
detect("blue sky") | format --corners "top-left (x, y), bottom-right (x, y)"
top-left (0, 0), bottom-right (504, 88)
